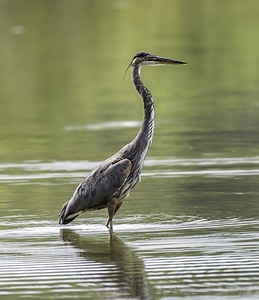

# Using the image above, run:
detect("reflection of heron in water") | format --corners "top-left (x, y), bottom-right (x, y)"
top-left (59, 52), bottom-right (186, 229)
top-left (60, 229), bottom-right (152, 299)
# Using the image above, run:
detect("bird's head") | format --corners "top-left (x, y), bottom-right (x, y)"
top-left (131, 51), bottom-right (187, 67)
top-left (123, 52), bottom-right (186, 81)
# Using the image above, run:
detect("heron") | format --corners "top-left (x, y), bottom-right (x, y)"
top-left (59, 51), bottom-right (186, 230)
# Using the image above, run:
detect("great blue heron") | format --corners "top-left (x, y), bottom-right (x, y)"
top-left (59, 51), bottom-right (186, 230)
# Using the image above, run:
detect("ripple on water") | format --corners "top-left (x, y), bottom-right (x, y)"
top-left (0, 216), bottom-right (259, 298)
top-left (1, 154), bottom-right (259, 299)
top-left (64, 120), bottom-right (141, 131)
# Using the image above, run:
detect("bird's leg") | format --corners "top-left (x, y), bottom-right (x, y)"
top-left (106, 200), bottom-right (123, 230)
top-left (106, 198), bottom-right (117, 229)
top-left (107, 220), bottom-right (113, 232)
top-left (114, 202), bottom-right (122, 216)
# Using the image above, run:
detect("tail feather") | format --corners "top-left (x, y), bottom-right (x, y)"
top-left (59, 201), bottom-right (82, 225)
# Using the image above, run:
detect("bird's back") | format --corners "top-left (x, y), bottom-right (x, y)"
top-left (59, 154), bottom-right (134, 224)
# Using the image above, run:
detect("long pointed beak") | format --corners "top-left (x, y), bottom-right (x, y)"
top-left (148, 55), bottom-right (187, 65)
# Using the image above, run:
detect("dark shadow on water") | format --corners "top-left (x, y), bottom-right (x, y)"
top-left (60, 229), bottom-right (152, 300)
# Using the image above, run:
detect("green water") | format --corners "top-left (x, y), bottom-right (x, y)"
top-left (1, 1), bottom-right (259, 299)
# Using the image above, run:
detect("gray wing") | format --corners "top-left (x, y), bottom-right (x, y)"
top-left (59, 158), bottom-right (132, 224)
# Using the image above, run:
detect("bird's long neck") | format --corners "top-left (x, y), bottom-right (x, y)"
top-left (132, 64), bottom-right (155, 150)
